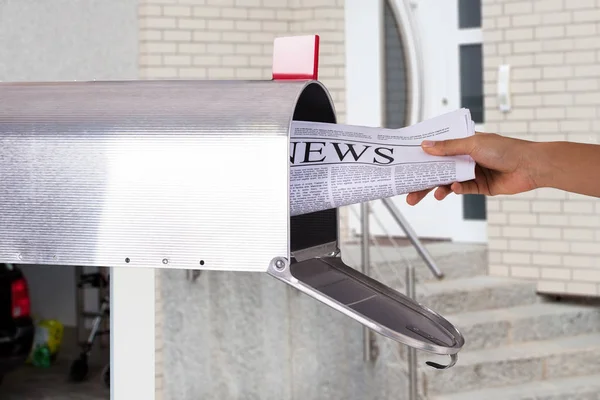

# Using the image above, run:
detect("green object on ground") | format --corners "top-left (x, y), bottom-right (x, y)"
top-left (31, 344), bottom-right (52, 368)
top-left (27, 318), bottom-right (64, 365)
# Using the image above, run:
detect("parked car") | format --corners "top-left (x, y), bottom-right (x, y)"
top-left (0, 263), bottom-right (34, 383)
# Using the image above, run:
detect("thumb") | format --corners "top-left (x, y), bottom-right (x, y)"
top-left (421, 136), bottom-right (477, 157)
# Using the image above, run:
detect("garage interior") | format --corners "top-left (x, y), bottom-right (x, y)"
top-left (3, 264), bottom-right (110, 399)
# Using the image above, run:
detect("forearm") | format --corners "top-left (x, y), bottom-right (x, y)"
top-left (532, 141), bottom-right (600, 197)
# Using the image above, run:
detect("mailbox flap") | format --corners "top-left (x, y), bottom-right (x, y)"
top-left (267, 256), bottom-right (464, 368)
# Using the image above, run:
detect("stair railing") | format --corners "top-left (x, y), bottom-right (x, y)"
top-left (346, 198), bottom-right (444, 400)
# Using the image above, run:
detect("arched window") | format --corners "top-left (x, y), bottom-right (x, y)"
top-left (383, 0), bottom-right (410, 129)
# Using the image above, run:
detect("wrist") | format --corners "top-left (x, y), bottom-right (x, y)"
top-left (526, 141), bottom-right (557, 190)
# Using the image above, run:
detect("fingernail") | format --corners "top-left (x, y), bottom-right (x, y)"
top-left (421, 140), bottom-right (436, 148)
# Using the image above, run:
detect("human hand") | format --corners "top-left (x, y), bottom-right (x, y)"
top-left (406, 132), bottom-right (540, 206)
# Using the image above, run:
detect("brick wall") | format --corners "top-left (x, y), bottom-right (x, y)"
top-left (138, 0), bottom-right (345, 123)
top-left (139, 0), bottom-right (291, 80)
top-left (289, 0), bottom-right (346, 120)
top-left (138, 1), bottom-right (346, 397)
top-left (482, 0), bottom-right (600, 296)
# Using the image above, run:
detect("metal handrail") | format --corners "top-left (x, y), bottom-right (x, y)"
top-left (359, 198), bottom-right (444, 400)
top-left (380, 198), bottom-right (444, 280)
top-left (360, 202), bottom-right (372, 362)
top-left (348, 204), bottom-right (410, 283)
top-left (406, 265), bottom-right (418, 400)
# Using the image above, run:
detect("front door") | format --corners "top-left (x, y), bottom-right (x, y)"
top-left (345, 0), bottom-right (487, 243)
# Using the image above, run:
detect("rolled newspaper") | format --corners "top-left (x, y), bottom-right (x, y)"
top-left (290, 108), bottom-right (476, 216)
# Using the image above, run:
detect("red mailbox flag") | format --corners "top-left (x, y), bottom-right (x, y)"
top-left (272, 35), bottom-right (320, 81)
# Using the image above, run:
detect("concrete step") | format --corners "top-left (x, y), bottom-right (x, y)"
top-left (421, 333), bottom-right (600, 396)
top-left (446, 302), bottom-right (600, 351)
top-left (393, 302), bottom-right (600, 362)
top-left (416, 275), bottom-right (539, 315)
top-left (429, 373), bottom-right (600, 400)
top-left (340, 242), bottom-right (487, 287)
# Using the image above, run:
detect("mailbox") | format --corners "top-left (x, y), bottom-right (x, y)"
top-left (0, 36), bottom-right (464, 368)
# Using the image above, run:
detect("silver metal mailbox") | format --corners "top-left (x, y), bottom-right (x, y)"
top-left (0, 78), bottom-right (330, 272)
top-left (0, 36), bottom-right (464, 369)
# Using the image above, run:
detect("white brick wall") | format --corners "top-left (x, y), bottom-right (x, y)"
top-left (289, 0), bottom-right (346, 120)
top-left (138, 0), bottom-right (345, 123)
top-left (138, 0), bottom-right (346, 396)
top-left (483, 0), bottom-right (600, 296)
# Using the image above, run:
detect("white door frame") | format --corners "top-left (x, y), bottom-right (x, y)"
top-left (345, 0), bottom-right (487, 243)
top-left (111, 267), bottom-right (155, 399)
top-left (441, 0), bottom-right (486, 243)
top-left (345, 0), bottom-right (385, 129)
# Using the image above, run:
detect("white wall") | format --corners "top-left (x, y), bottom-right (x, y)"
top-left (0, 0), bottom-right (139, 327)
top-left (0, 0), bottom-right (138, 81)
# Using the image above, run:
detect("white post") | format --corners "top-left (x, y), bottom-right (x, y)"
top-left (345, 0), bottom-right (385, 238)
top-left (345, 0), bottom-right (384, 128)
top-left (110, 267), bottom-right (156, 399)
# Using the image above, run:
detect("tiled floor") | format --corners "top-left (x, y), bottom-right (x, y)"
top-left (2, 357), bottom-right (109, 400)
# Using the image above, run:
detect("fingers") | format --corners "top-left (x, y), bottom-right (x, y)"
top-left (408, 179), bottom-right (490, 207)
top-left (409, 178), bottom-right (489, 205)
top-left (406, 188), bottom-right (433, 205)
top-left (407, 185), bottom-right (455, 205)
top-left (451, 181), bottom-right (484, 195)
top-left (421, 136), bottom-right (478, 157)
top-left (434, 185), bottom-right (453, 200)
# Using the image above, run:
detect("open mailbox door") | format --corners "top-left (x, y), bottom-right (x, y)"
top-left (271, 36), bottom-right (464, 369)
top-left (0, 35), bottom-right (464, 370)
top-left (267, 256), bottom-right (463, 369)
